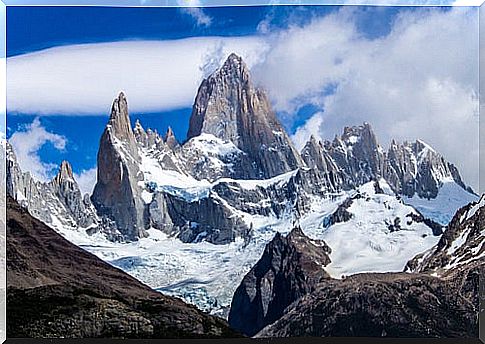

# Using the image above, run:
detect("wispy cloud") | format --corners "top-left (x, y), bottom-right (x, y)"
top-left (265, 7), bottom-right (478, 190)
top-left (177, 0), bottom-right (212, 27)
top-left (9, 118), bottom-right (67, 182)
top-left (181, 7), bottom-right (212, 27)
top-left (74, 167), bottom-right (97, 195)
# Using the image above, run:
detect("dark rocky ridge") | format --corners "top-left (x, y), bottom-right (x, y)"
top-left (256, 268), bottom-right (480, 338)
top-left (406, 195), bottom-right (484, 273)
top-left (6, 196), bottom-right (240, 338)
top-left (228, 226), bottom-right (332, 336)
top-left (230, 199), bottom-right (483, 338)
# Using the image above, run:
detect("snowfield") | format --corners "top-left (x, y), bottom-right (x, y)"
top-left (304, 181), bottom-right (441, 278)
top-left (67, 213), bottom-right (296, 318)
top-left (52, 177), bottom-right (467, 318)
top-left (403, 179), bottom-right (478, 225)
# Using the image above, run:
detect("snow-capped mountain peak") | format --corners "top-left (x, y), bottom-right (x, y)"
top-left (5, 52), bottom-right (481, 319)
top-left (187, 53), bottom-right (304, 179)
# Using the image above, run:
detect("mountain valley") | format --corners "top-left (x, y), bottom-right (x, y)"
top-left (6, 53), bottom-right (483, 337)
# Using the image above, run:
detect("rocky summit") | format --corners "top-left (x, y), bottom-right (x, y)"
top-left (187, 53), bottom-right (304, 179)
top-left (6, 142), bottom-right (103, 236)
top-left (91, 92), bottom-right (148, 240)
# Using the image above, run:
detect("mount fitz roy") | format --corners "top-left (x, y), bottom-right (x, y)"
top-left (7, 53), bottom-right (475, 243)
top-left (6, 53), bottom-right (482, 329)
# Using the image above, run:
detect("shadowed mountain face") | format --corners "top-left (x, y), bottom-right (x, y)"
top-left (228, 226), bottom-right (331, 336)
top-left (91, 92), bottom-right (148, 240)
top-left (6, 196), bottom-right (240, 338)
top-left (256, 269), bottom-right (480, 338)
top-left (407, 195), bottom-right (485, 274)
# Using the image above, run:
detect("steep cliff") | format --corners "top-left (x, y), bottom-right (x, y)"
top-left (91, 92), bottom-right (147, 239)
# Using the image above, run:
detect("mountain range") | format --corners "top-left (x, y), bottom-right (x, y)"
top-left (6, 53), bottom-right (483, 337)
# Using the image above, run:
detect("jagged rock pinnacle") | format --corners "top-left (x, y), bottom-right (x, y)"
top-left (308, 134), bottom-right (320, 146)
top-left (187, 53), bottom-right (304, 178)
top-left (55, 160), bottom-right (74, 183)
top-left (220, 53), bottom-right (250, 81)
top-left (108, 92), bottom-right (134, 141)
top-left (92, 91), bottom-right (146, 240)
top-left (164, 126), bottom-right (179, 149)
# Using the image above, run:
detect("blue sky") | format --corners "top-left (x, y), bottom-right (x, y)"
top-left (6, 5), bottom-right (480, 193)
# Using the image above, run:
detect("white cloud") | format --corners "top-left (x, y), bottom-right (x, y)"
top-left (199, 41), bottom-right (227, 78)
top-left (9, 118), bottom-right (67, 181)
top-left (7, 37), bottom-right (266, 115)
top-left (292, 113), bottom-right (324, 148)
top-left (178, 0), bottom-right (213, 27)
top-left (254, 0), bottom-right (482, 4)
top-left (451, 0), bottom-right (483, 5)
top-left (74, 167), bottom-right (97, 195)
top-left (181, 7), bottom-right (212, 27)
top-left (249, 7), bottom-right (479, 191)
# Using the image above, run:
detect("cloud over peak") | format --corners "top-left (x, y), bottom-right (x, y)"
top-left (9, 118), bottom-right (67, 182)
top-left (6, 7), bottom-right (479, 190)
top-left (7, 37), bottom-right (266, 115)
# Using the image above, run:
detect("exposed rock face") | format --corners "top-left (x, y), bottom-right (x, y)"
top-left (323, 123), bottom-right (385, 188)
top-left (301, 123), bottom-right (475, 199)
top-left (6, 196), bottom-right (240, 338)
top-left (164, 126), bottom-right (180, 150)
top-left (301, 135), bottom-right (343, 193)
top-left (6, 143), bottom-right (102, 235)
top-left (134, 122), bottom-right (185, 174)
top-left (384, 139), bottom-right (471, 198)
top-left (228, 226), bottom-right (331, 336)
top-left (322, 195), bottom-right (358, 228)
top-left (158, 192), bottom-right (249, 245)
top-left (187, 53), bottom-right (304, 179)
top-left (256, 270), bottom-right (480, 338)
top-left (49, 161), bottom-right (96, 229)
top-left (92, 92), bottom-right (148, 240)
